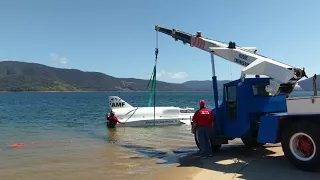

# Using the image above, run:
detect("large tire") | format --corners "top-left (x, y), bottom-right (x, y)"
top-left (241, 137), bottom-right (266, 148)
top-left (210, 141), bottom-right (222, 152)
top-left (194, 130), bottom-right (221, 152)
top-left (281, 121), bottom-right (320, 172)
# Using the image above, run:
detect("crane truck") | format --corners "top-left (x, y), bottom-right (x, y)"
top-left (155, 25), bottom-right (320, 172)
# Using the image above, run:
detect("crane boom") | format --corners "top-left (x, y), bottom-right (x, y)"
top-left (155, 25), bottom-right (308, 94)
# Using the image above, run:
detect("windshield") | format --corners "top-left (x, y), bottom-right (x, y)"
top-left (252, 83), bottom-right (274, 96)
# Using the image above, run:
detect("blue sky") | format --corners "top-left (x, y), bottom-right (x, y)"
top-left (0, 0), bottom-right (319, 83)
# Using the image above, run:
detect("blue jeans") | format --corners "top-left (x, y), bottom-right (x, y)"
top-left (196, 126), bottom-right (213, 156)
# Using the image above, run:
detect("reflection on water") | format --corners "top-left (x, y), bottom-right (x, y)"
top-left (107, 128), bottom-right (120, 144)
top-left (0, 124), bottom-right (197, 180)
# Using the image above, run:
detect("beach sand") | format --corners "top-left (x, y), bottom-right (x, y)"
top-left (153, 141), bottom-right (320, 180)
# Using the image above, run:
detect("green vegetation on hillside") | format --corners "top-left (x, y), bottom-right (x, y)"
top-left (0, 61), bottom-right (210, 92)
top-left (0, 61), bottom-right (315, 92)
top-left (0, 75), bottom-right (81, 91)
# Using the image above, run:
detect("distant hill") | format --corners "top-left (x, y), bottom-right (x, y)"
top-left (0, 61), bottom-right (317, 92)
top-left (0, 61), bottom-right (227, 92)
top-left (297, 75), bottom-right (320, 91)
top-left (179, 75), bottom-right (320, 92)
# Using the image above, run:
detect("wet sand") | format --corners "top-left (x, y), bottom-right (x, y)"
top-left (0, 126), bottom-right (198, 180)
top-left (154, 140), bottom-right (320, 180)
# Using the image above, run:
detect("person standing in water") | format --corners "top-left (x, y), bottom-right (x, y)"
top-left (106, 111), bottom-right (125, 128)
top-left (192, 100), bottom-right (214, 158)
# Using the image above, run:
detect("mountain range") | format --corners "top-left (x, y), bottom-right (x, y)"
top-left (0, 61), bottom-right (317, 92)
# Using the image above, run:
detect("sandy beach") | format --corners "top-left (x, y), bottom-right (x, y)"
top-left (154, 140), bottom-right (320, 180)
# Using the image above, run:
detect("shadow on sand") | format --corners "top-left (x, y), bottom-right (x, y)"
top-left (118, 142), bottom-right (320, 180)
top-left (174, 144), bottom-right (320, 180)
top-left (106, 129), bottom-right (319, 179)
top-left (120, 143), bottom-right (196, 164)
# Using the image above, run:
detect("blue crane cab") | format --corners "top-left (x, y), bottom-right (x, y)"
top-left (194, 77), bottom-right (288, 149)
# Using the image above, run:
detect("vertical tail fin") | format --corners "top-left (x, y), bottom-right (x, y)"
top-left (109, 96), bottom-right (133, 110)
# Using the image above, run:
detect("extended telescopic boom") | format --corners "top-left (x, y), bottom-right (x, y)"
top-left (155, 25), bottom-right (308, 95)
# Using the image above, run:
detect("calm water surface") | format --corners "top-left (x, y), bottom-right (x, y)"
top-left (0, 91), bottom-right (315, 180)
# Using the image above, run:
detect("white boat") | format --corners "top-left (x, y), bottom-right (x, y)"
top-left (107, 96), bottom-right (195, 127)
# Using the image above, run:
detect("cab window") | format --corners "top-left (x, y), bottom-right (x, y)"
top-left (252, 83), bottom-right (272, 96)
top-left (226, 86), bottom-right (237, 101)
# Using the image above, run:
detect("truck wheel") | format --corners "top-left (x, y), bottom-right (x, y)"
top-left (281, 121), bottom-right (320, 172)
top-left (209, 140), bottom-right (222, 152)
top-left (241, 138), bottom-right (266, 148)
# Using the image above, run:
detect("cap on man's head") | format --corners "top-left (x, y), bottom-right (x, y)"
top-left (199, 100), bottom-right (206, 107)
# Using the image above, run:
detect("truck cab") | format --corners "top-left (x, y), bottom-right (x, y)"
top-left (211, 77), bottom-right (288, 145)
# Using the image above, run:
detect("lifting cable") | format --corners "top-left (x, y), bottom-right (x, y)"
top-left (123, 31), bottom-right (159, 126)
top-left (123, 63), bottom-right (156, 123)
top-left (152, 30), bottom-right (159, 126)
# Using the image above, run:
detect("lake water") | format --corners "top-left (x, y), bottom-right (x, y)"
top-left (0, 91), bottom-right (316, 180)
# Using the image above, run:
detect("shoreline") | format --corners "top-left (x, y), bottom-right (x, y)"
top-left (0, 90), bottom-right (214, 93)
top-left (0, 90), bottom-right (313, 93)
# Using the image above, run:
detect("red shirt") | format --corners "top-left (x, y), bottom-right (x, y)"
top-left (192, 108), bottom-right (214, 127)
top-left (107, 116), bottom-right (121, 123)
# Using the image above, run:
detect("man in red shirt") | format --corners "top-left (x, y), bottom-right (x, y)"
top-left (107, 111), bottom-right (125, 128)
top-left (192, 100), bottom-right (214, 158)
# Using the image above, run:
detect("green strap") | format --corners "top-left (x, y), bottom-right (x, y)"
top-left (145, 65), bottom-right (155, 91)
top-left (148, 65), bottom-right (156, 107)
top-left (124, 65), bottom-right (156, 122)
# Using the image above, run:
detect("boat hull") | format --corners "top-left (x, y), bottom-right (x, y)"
top-left (107, 96), bottom-right (195, 127)
top-left (109, 115), bottom-right (193, 127)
